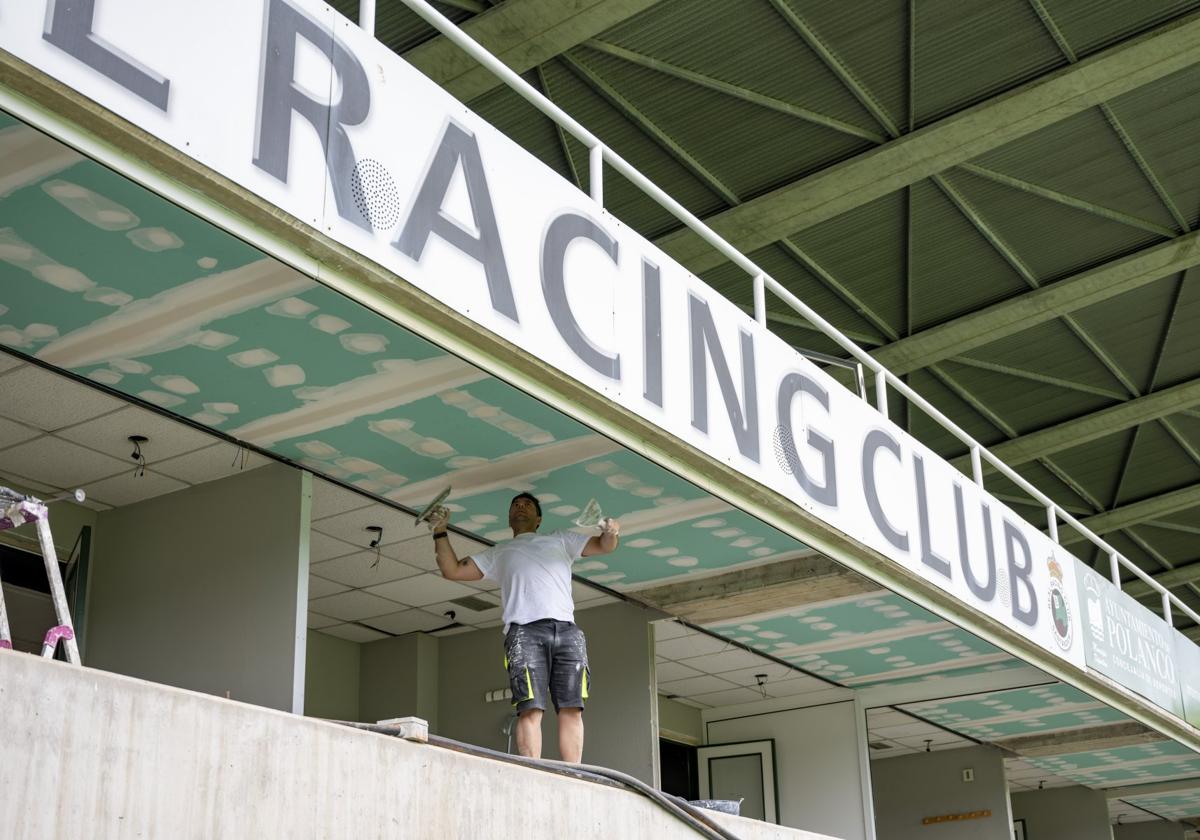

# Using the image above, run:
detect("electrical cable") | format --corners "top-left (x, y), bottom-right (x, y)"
top-left (333, 721), bottom-right (742, 840)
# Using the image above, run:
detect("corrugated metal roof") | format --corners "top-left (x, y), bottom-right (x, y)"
top-left (1040, 0), bottom-right (1200, 57)
top-left (911, 0), bottom-right (1067, 127)
top-left (907, 177), bottom-right (1033, 332)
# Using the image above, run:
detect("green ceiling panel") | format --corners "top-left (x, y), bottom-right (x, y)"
top-left (1123, 788), bottom-right (1200, 821)
top-left (778, 0), bottom-right (908, 133)
top-left (572, 47), bottom-right (873, 203)
top-left (537, 58), bottom-right (730, 239)
top-left (1040, 0), bottom-right (1200, 58)
top-left (908, 178), bottom-right (1034, 333)
top-left (790, 190), bottom-right (907, 337)
top-left (1046, 429), bottom-right (1139, 509)
top-left (0, 115), bottom-right (808, 593)
top-left (961, 319), bottom-right (1134, 399)
top-left (968, 108), bottom-right (1182, 234)
top-left (1148, 268), bottom-right (1200, 390)
top-left (1113, 421), bottom-right (1200, 506)
top-left (1108, 65), bottom-right (1200, 231)
top-left (706, 593), bottom-right (1017, 686)
top-left (1026, 741), bottom-right (1200, 787)
top-left (911, 0), bottom-right (1066, 127)
top-left (905, 684), bottom-right (1130, 740)
top-left (597, 0), bottom-right (881, 131)
top-left (949, 164), bottom-right (1166, 284)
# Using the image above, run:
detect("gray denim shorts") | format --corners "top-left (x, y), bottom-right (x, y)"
top-left (503, 619), bottom-right (590, 713)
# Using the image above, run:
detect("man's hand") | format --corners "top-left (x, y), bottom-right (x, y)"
top-left (428, 505), bottom-right (450, 532)
top-left (584, 517), bottom-right (620, 557)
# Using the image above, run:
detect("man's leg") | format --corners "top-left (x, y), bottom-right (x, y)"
top-left (558, 707), bottom-right (584, 763)
top-left (515, 708), bottom-right (544, 758)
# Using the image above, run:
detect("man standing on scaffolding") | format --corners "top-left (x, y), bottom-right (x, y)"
top-left (430, 492), bottom-right (620, 763)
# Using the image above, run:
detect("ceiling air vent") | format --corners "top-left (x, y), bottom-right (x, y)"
top-left (868, 741), bottom-right (892, 751)
top-left (449, 595), bottom-right (498, 613)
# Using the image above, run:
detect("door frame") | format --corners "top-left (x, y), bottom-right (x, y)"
top-left (697, 738), bottom-right (779, 823)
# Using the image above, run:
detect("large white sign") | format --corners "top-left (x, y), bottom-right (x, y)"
top-left (0, 0), bottom-right (1087, 670)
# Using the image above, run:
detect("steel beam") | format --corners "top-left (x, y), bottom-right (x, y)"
top-left (871, 232), bottom-right (1200, 375)
top-left (1061, 484), bottom-right (1200, 545)
top-left (632, 554), bottom-right (882, 625)
top-left (994, 721), bottom-right (1167, 757)
top-left (403, 0), bottom-right (663, 102)
top-left (949, 378), bottom-right (1200, 473)
top-left (652, 11), bottom-right (1200, 272)
top-left (1123, 560), bottom-right (1200, 599)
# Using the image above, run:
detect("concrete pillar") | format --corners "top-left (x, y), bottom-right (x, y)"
top-left (1114, 822), bottom-right (1187, 840)
top-left (706, 699), bottom-right (870, 840)
top-left (1011, 785), bottom-right (1112, 839)
top-left (360, 632), bottom-right (439, 728)
top-left (871, 745), bottom-right (1012, 840)
top-left (436, 600), bottom-right (660, 783)
top-left (85, 464), bottom-right (311, 712)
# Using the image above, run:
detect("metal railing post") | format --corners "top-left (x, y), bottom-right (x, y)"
top-left (1109, 552), bottom-right (1121, 588)
top-left (970, 446), bottom-right (984, 487)
top-left (589, 144), bottom-right (604, 205)
top-left (359, 0), bottom-right (376, 34)
top-left (1162, 591), bottom-right (1174, 627)
top-left (753, 274), bottom-right (766, 326)
top-left (1046, 506), bottom-right (1058, 543)
top-left (874, 370), bottom-right (888, 416)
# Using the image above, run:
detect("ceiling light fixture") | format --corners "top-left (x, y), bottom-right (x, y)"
top-left (128, 435), bottom-right (148, 477)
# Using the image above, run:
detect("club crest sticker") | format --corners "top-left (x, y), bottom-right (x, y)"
top-left (1047, 556), bottom-right (1073, 650)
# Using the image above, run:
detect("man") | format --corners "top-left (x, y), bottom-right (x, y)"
top-left (430, 492), bottom-right (619, 763)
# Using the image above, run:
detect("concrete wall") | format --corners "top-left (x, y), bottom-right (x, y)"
top-left (0, 653), bottom-right (836, 840)
top-left (437, 600), bottom-right (660, 783)
top-left (1114, 821), bottom-right (1187, 840)
top-left (304, 629), bottom-right (361, 722)
top-left (659, 695), bottom-right (703, 744)
top-left (707, 700), bottom-right (868, 840)
top-left (359, 631), bottom-right (439, 729)
top-left (1011, 786), bottom-right (1112, 840)
top-left (871, 745), bottom-right (1011, 840)
top-left (86, 464), bottom-right (310, 712)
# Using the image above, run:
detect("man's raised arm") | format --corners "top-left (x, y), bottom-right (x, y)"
top-left (583, 517), bottom-right (620, 557)
top-left (430, 508), bottom-right (483, 581)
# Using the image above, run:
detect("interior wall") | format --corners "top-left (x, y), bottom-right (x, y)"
top-left (870, 745), bottom-right (1011, 840)
top-left (359, 632), bottom-right (439, 729)
top-left (1114, 822), bottom-right (1187, 840)
top-left (85, 464), bottom-right (310, 712)
top-left (305, 629), bottom-right (361, 722)
top-left (659, 695), bottom-right (703, 744)
top-left (706, 700), bottom-right (868, 840)
top-left (436, 600), bottom-right (660, 784)
top-left (1010, 786), bottom-right (1112, 840)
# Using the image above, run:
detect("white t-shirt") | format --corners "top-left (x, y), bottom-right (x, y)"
top-left (471, 530), bottom-right (591, 632)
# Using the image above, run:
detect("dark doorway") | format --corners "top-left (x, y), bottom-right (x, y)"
top-left (659, 738), bottom-right (698, 800)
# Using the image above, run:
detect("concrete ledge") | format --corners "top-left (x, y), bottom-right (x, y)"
top-left (0, 652), bottom-right (835, 839)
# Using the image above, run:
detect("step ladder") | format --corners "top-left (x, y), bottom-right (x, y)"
top-left (0, 486), bottom-right (82, 664)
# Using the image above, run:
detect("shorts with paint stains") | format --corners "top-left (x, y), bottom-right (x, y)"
top-left (503, 619), bottom-right (590, 713)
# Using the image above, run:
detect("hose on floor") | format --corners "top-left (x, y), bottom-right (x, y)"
top-left (333, 720), bottom-right (741, 840)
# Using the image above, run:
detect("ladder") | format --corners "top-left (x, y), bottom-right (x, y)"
top-left (0, 486), bottom-right (82, 663)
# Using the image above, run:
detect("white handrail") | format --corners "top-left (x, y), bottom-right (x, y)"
top-left (384, 0), bottom-right (1200, 630)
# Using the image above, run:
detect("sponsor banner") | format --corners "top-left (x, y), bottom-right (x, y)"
top-left (1076, 567), bottom-right (1183, 716)
top-left (0, 0), bottom-right (1097, 671)
top-left (1174, 630), bottom-right (1200, 728)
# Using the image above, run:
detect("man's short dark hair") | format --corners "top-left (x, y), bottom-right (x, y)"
top-left (511, 492), bottom-right (542, 517)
